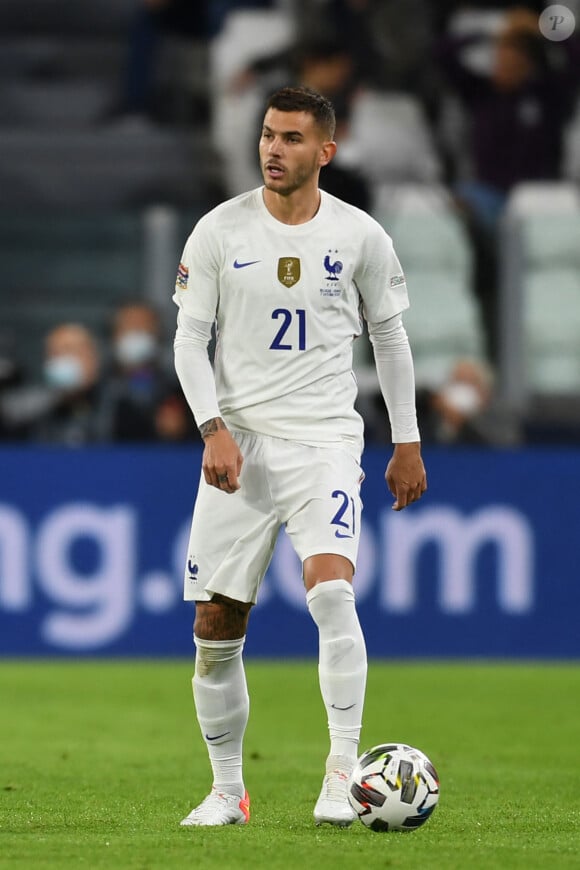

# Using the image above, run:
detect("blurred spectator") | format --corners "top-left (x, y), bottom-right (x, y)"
top-left (0, 342), bottom-right (27, 441)
top-left (436, 7), bottom-right (580, 361)
top-left (416, 358), bottom-right (516, 445)
top-left (102, 302), bottom-right (197, 443)
top-left (440, 9), bottom-right (580, 215)
top-left (295, 38), bottom-right (371, 209)
top-left (31, 324), bottom-right (105, 446)
top-left (154, 393), bottom-right (199, 442)
top-left (293, 0), bottom-right (435, 95)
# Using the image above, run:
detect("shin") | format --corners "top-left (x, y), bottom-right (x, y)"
top-left (306, 579), bottom-right (367, 765)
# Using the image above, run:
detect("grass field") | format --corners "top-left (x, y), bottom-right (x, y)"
top-left (1, 661), bottom-right (579, 870)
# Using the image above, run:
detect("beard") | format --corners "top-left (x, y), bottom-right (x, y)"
top-left (261, 156), bottom-right (320, 196)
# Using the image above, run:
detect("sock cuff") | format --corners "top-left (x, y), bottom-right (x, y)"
top-left (306, 578), bottom-right (354, 607)
top-left (194, 635), bottom-right (245, 662)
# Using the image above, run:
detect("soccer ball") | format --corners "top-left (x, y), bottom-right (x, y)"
top-left (347, 743), bottom-right (440, 833)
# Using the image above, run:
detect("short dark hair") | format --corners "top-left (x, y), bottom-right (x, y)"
top-left (265, 86), bottom-right (336, 140)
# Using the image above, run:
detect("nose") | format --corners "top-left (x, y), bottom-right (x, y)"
top-left (268, 136), bottom-right (282, 157)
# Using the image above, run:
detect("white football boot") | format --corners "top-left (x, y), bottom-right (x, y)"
top-left (313, 756), bottom-right (357, 827)
top-left (180, 788), bottom-right (250, 827)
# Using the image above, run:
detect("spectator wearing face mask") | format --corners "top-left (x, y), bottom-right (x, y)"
top-left (29, 323), bottom-right (105, 446)
top-left (416, 358), bottom-right (510, 446)
top-left (102, 302), bottom-right (197, 442)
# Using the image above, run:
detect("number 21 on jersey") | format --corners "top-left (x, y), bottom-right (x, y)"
top-left (269, 308), bottom-right (306, 351)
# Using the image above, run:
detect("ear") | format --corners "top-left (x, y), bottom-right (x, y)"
top-left (319, 140), bottom-right (337, 168)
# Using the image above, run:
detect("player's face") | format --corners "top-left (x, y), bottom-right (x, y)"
top-left (259, 108), bottom-right (332, 196)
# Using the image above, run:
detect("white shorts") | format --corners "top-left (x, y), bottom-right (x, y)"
top-left (183, 431), bottom-right (364, 603)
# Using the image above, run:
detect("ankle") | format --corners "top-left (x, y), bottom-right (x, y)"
top-left (212, 782), bottom-right (245, 799)
top-left (326, 753), bottom-right (356, 774)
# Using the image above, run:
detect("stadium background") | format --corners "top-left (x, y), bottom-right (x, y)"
top-left (1, 0), bottom-right (580, 660)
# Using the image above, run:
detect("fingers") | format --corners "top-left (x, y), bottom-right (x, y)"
top-left (392, 485), bottom-right (422, 511)
top-left (217, 465), bottom-right (240, 494)
top-left (203, 455), bottom-right (243, 494)
top-left (200, 427), bottom-right (244, 494)
top-left (389, 474), bottom-right (427, 511)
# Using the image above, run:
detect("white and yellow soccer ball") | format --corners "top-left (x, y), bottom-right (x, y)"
top-left (347, 743), bottom-right (440, 833)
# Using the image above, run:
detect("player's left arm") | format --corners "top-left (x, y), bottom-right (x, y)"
top-left (368, 314), bottom-right (427, 511)
top-left (355, 221), bottom-right (426, 509)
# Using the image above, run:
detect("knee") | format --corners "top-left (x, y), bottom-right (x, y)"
top-left (306, 578), bottom-right (356, 631)
top-left (303, 554), bottom-right (354, 591)
top-left (193, 594), bottom-right (252, 641)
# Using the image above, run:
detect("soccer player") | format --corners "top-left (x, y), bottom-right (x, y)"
top-left (173, 86), bottom-right (426, 828)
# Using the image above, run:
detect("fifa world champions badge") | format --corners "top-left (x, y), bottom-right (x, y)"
top-left (277, 257), bottom-right (301, 288)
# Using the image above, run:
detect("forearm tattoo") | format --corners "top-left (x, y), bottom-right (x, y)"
top-left (199, 417), bottom-right (227, 439)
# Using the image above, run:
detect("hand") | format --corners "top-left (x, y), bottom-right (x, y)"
top-left (385, 442), bottom-right (427, 511)
top-left (200, 418), bottom-right (243, 494)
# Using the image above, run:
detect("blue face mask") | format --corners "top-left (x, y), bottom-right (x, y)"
top-left (44, 355), bottom-right (84, 391)
top-left (115, 330), bottom-right (157, 366)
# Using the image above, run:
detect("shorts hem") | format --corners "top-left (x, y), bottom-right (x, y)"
top-left (299, 545), bottom-right (357, 573)
top-left (184, 583), bottom-right (258, 606)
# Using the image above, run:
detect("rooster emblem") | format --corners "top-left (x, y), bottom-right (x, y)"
top-left (324, 252), bottom-right (343, 281)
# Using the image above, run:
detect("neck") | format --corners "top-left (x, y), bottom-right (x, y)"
top-left (262, 185), bottom-right (322, 225)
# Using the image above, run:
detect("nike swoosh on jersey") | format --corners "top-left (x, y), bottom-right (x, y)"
top-left (331, 703), bottom-right (356, 711)
top-left (205, 731), bottom-right (231, 741)
top-left (233, 259), bottom-right (261, 269)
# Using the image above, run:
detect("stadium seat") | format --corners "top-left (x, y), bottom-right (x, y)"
top-left (0, 0), bottom-right (135, 34)
top-left (499, 182), bottom-right (580, 408)
top-left (504, 181), bottom-right (580, 217)
top-left (0, 0), bottom-right (219, 208)
top-left (563, 96), bottom-right (580, 183)
top-left (0, 126), bottom-right (219, 209)
top-left (524, 271), bottom-right (580, 392)
top-left (0, 212), bottom-right (143, 374)
top-left (372, 185), bottom-right (485, 387)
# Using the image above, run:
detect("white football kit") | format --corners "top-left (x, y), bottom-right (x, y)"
top-left (173, 187), bottom-right (418, 602)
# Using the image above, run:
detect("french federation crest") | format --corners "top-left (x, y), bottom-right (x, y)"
top-left (278, 257), bottom-right (301, 288)
top-left (324, 251), bottom-right (343, 281)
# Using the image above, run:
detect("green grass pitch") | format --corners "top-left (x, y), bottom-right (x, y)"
top-left (1, 661), bottom-right (579, 870)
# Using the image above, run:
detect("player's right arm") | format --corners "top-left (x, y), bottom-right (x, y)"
top-left (174, 312), bottom-right (243, 493)
top-left (173, 218), bottom-right (243, 493)
top-left (198, 416), bottom-right (243, 494)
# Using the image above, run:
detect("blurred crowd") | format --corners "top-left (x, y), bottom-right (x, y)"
top-left (0, 304), bottom-right (199, 446)
top-left (1, 0), bottom-right (580, 447)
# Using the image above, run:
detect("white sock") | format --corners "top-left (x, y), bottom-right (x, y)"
top-left (306, 579), bottom-right (367, 766)
top-left (192, 635), bottom-right (249, 799)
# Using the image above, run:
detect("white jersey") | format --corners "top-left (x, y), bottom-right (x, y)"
top-left (173, 187), bottom-right (409, 457)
